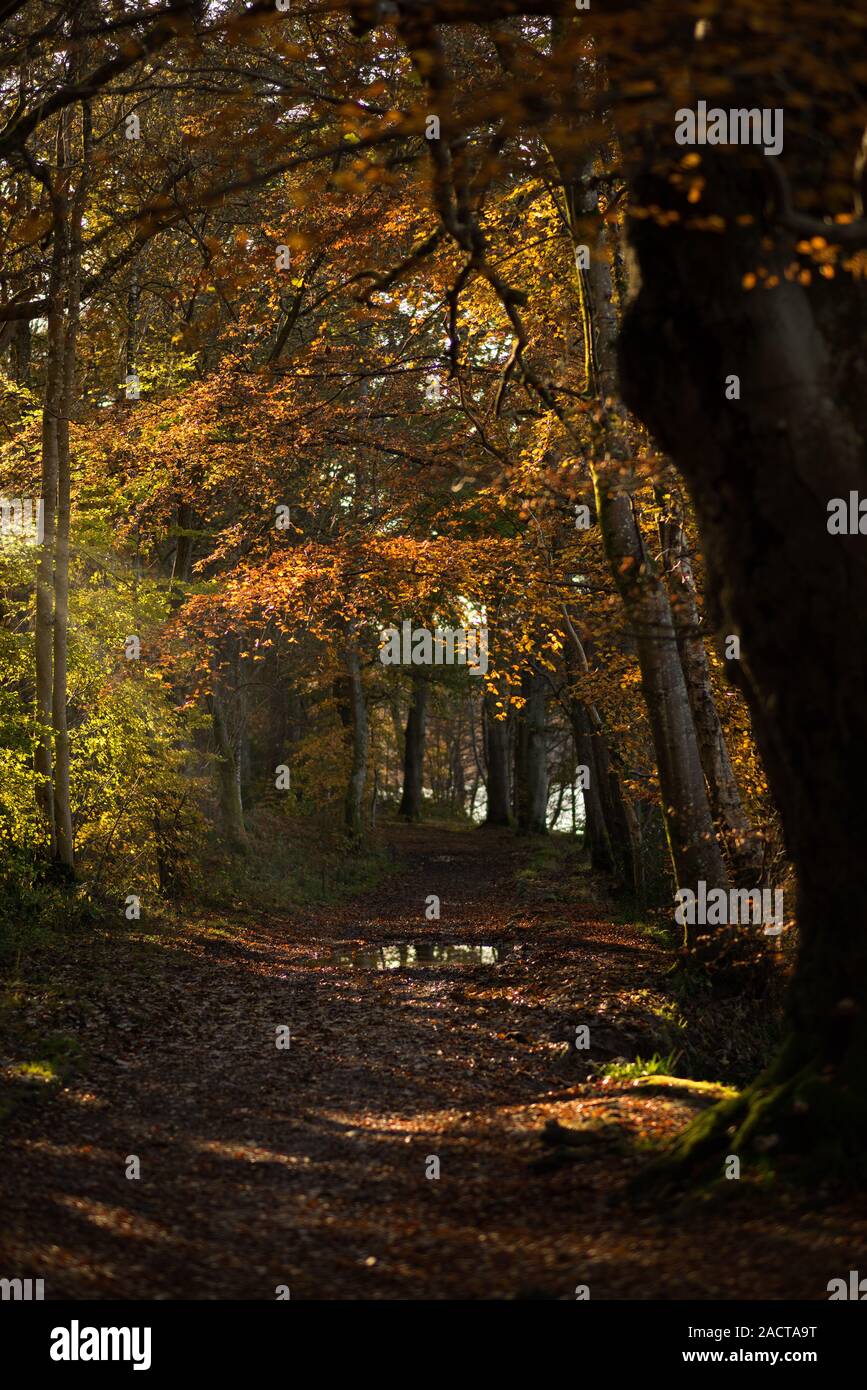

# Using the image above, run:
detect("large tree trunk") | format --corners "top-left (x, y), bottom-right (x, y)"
top-left (617, 69), bottom-right (867, 1168)
top-left (399, 671), bottom-right (428, 821)
top-left (514, 666), bottom-right (548, 834)
top-left (482, 688), bottom-right (512, 827)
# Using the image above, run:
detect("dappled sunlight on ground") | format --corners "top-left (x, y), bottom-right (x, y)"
top-left (1, 826), bottom-right (865, 1299)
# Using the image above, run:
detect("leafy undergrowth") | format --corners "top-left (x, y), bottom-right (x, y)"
top-left (0, 824), bottom-right (861, 1299)
top-left (191, 810), bottom-right (396, 912)
top-left (599, 1052), bottom-right (681, 1082)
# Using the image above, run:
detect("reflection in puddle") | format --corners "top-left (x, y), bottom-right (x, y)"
top-left (334, 943), bottom-right (511, 970)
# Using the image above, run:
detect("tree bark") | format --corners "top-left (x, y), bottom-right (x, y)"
top-left (655, 481), bottom-right (763, 887)
top-left (209, 666), bottom-right (248, 855)
top-left (450, 710), bottom-right (466, 815)
top-left (51, 101), bottom-right (89, 874)
top-left (170, 500), bottom-right (195, 600)
top-left (561, 589), bottom-right (644, 891)
top-left (343, 637), bottom-right (369, 838)
top-left (12, 319), bottom-right (31, 386)
top-left (34, 141), bottom-right (69, 858)
top-left (568, 693), bottom-right (644, 899)
top-left (482, 688), bottom-right (511, 826)
top-left (616, 70), bottom-right (867, 1165)
top-left (515, 666), bottom-right (548, 834)
top-left (546, 124), bottom-right (729, 908)
top-left (399, 671), bottom-right (428, 821)
top-left (51, 312), bottom-right (75, 871)
top-left (571, 698), bottom-right (614, 871)
top-left (548, 777), bottom-right (566, 832)
top-left (595, 478), bottom-right (728, 903)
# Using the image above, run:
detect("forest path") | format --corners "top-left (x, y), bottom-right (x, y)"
top-left (0, 824), bottom-right (859, 1299)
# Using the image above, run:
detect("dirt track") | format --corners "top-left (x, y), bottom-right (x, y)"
top-left (1, 826), bottom-right (863, 1299)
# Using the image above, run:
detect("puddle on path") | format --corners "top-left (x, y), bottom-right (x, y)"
top-left (331, 942), bottom-right (513, 970)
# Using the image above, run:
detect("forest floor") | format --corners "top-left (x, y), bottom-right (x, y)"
top-left (1, 823), bottom-right (865, 1300)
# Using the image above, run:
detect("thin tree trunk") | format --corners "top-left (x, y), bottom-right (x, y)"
top-left (51, 102), bottom-right (89, 873)
top-left (450, 716), bottom-right (466, 815)
top-left (13, 319), bottom-right (31, 385)
top-left (569, 697), bottom-right (614, 870)
top-left (344, 637), bottom-right (369, 838)
top-left (548, 778), bottom-right (566, 831)
top-left (547, 129), bottom-right (728, 909)
top-left (482, 688), bottom-right (511, 826)
top-left (515, 666), bottom-right (548, 833)
top-left (210, 686), bottom-right (248, 855)
top-left (559, 577), bottom-right (646, 890)
top-left (34, 136), bottom-right (69, 857)
top-left (655, 481), bottom-right (763, 886)
top-left (595, 480), bottom-right (728, 902)
top-left (51, 336), bottom-right (75, 869)
top-left (399, 671), bottom-right (428, 821)
top-left (170, 500), bottom-right (195, 600)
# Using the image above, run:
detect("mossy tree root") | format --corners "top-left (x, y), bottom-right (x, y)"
top-left (635, 1034), bottom-right (867, 1193)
